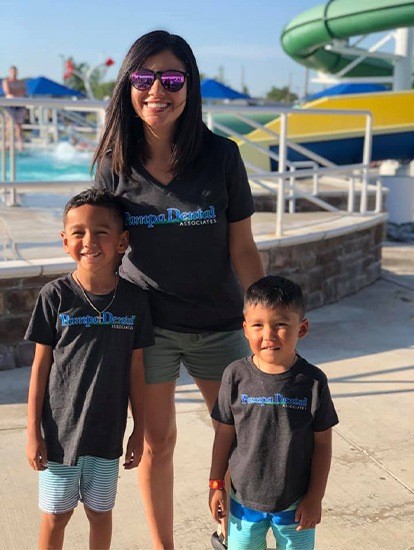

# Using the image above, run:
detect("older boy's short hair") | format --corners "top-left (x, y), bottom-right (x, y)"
top-left (63, 188), bottom-right (126, 229)
top-left (244, 276), bottom-right (306, 318)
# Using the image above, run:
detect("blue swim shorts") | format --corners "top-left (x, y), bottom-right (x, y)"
top-left (228, 491), bottom-right (315, 550)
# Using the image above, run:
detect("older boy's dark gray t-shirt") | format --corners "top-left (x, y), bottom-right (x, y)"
top-left (25, 275), bottom-right (154, 466)
top-left (95, 128), bottom-right (254, 333)
top-left (211, 356), bottom-right (339, 512)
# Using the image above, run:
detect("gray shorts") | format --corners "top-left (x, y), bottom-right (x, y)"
top-left (6, 106), bottom-right (25, 125)
top-left (143, 327), bottom-right (251, 384)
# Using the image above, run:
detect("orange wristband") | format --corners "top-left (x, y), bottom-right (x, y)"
top-left (209, 479), bottom-right (225, 490)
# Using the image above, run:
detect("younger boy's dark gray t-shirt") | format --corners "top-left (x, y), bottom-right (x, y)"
top-left (211, 356), bottom-right (339, 512)
top-left (25, 275), bottom-right (154, 466)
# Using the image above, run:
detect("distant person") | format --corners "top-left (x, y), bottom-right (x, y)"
top-left (25, 189), bottom-right (154, 550)
top-left (2, 65), bottom-right (26, 151)
top-left (93, 30), bottom-right (264, 548)
top-left (209, 276), bottom-right (339, 550)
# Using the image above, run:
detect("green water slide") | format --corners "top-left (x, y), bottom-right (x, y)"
top-left (281, 0), bottom-right (414, 76)
top-left (207, 112), bottom-right (276, 137)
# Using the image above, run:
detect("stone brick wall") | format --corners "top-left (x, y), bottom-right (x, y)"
top-left (259, 222), bottom-right (384, 310)
top-left (0, 274), bottom-right (58, 371)
top-left (0, 222), bottom-right (385, 371)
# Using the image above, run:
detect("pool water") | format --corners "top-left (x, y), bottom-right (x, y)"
top-left (3, 143), bottom-right (93, 182)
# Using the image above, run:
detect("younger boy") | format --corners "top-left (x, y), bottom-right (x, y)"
top-left (209, 275), bottom-right (338, 550)
top-left (25, 189), bottom-right (154, 550)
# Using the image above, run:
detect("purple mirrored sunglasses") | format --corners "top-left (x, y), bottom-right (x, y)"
top-left (129, 69), bottom-right (188, 92)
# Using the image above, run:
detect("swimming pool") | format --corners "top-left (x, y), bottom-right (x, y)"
top-left (1, 143), bottom-right (93, 209)
top-left (3, 143), bottom-right (93, 182)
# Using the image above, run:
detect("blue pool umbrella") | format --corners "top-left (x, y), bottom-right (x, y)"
top-left (26, 76), bottom-right (84, 97)
top-left (306, 83), bottom-right (387, 101)
top-left (201, 79), bottom-right (250, 100)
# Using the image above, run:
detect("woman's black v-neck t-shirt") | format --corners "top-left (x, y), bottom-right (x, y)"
top-left (95, 129), bottom-right (254, 333)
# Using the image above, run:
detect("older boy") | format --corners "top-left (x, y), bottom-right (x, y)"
top-left (209, 275), bottom-right (338, 550)
top-left (25, 189), bottom-right (154, 549)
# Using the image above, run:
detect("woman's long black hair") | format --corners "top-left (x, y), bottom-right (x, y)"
top-left (92, 30), bottom-right (204, 179)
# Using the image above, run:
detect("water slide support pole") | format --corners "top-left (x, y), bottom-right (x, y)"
top-left (394, 28), bottom-right (414, 91)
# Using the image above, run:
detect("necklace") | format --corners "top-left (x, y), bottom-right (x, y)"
top-left (73, 273), bottom-right (118, 323)
top-left (256, 353), bottom-right (298, 373)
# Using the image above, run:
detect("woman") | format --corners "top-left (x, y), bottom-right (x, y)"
top-left (93, 30), bottom-right (265, 549)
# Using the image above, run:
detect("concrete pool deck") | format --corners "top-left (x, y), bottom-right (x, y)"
top-left (0, 242), bottom-right (413, 549)
top-left (0, 191), bottom-right (386, 265)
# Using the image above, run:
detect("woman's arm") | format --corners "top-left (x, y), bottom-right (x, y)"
top-left (228, 217), bottom-right (265, 291)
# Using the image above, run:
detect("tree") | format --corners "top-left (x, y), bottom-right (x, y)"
top-left (63, 57), bottom-right (115, 99)
top-left (266, 86), bottom-right (298, 103)
top-left (64, 58), bottom-right (88, 94)
top-left (93, 80), bottom-right (116, 100)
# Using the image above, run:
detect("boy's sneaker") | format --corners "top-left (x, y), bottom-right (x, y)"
top-left (211, 530), bottom-right (227, 549)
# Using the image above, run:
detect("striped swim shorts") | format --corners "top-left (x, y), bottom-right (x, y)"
top-left (39, 456), bottom-right (119, 514)
top-left (228, 491), bottom-right (315, 550)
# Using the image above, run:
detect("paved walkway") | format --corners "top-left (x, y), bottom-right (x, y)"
top-left (0, 243), bottom-right (413, 549)
top-left (0, 189), bottom-right (385, 262)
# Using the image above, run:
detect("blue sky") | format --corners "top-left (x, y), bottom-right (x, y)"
top-left (0, 0), bottom-right (380, 98)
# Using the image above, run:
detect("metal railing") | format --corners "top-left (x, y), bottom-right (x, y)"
top-left (0, 97), bottom-right (105, 152)
top-left (0, 98), bottom-right (381, 242)
top-left (203, 104), bottom-right (377, 237)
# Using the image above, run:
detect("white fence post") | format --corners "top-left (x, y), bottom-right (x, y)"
top-left (277, 113), bottom-right (288, 238)
top-left (361, 113), bottom-right (373, 214)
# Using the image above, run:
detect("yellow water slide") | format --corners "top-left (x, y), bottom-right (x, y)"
top-left (239, 90), bottom-right (414, 170)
